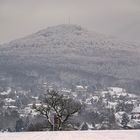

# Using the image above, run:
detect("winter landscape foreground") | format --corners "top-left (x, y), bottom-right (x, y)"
top-left (0, 130), bottom-right (140, 140)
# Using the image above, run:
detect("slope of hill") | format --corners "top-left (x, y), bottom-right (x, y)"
top-left (0, 24), bottom-right (140, 93)
top-left (0, 130), bottom-right (140, 140)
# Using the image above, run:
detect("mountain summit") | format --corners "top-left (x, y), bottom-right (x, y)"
top-left (0, 24), bottom-right (140, 93)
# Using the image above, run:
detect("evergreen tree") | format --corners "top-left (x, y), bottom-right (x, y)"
top-left (121, 113), bottom-right (129, 127)
top-left (15, 118), bottom-right (24, 132)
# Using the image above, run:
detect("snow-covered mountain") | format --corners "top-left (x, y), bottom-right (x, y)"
top-left (0, 24), bottom-right (140, 93)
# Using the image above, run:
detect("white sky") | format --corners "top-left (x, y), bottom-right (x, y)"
top-left (0, 0), bottom-right (140, 44)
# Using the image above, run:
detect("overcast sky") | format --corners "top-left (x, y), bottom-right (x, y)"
top-left (0, 0), bottom-right (140, 44)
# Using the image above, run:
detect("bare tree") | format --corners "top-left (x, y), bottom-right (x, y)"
top-left (34, 90), bottom-right (82, 130)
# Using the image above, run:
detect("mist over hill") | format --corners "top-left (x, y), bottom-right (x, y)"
top-left (0, 24), bottom-right (140, 93)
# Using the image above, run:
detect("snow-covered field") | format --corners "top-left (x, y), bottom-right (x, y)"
top-left (0, 130), bottom-right (140, 140)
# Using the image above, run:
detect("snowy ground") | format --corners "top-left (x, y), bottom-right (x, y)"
top-left (0, 130), bottom-right (140, 140)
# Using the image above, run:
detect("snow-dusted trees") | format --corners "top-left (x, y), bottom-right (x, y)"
top-left (34, 90), bottom-right (82, 130)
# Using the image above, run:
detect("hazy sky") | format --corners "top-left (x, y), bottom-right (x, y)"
top-left (0, 0), bottom-right (140, 44)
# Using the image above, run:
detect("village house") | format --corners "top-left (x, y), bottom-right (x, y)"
top-left (131, 105), bottom-right (140, 120)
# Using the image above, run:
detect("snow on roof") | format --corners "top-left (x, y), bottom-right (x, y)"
top-left (125, 101), bottom-right (133, 104)
top-left (85, 99), bottom-right (92, 105)
top-left (108, 87), bottom-right (125, 92)
top-left (61, 89), bottom-right (71, 93)
top-left (79, 122), bottom-right (94, 130)
top-left (85, 96), bottom-right (99, 104)
top-left (76, 85), bottom-right (84, 89)
top-left (31, 96), bottom-right (39, 100)
top-left (132, 106), bottom-right (140, 113)
top-left (71, 92), bottom-right (77, 98)
top-left (100, 91), bottom-right (109, 94)
top-left (0, 91), bottom-right (9, 95)
top-left (128, 94), bottom-right (137, 98)
top-left (0, 88), bottom-right (12, 95)
top-left (4, 98), bottom-right (15, 103)
top-left (92, 96), bottom-right (99, 100)
top-left (0, 130), bottom-right (140, 140)
top-left (28, 103), bottom-right (42, 107)
top-left (86, 123), bottom-right (94, 129)
top-left (127, 119), bottom-right (140, 128)
top-left (22, 107), bottom-right (38, 116)
top-left (8, 106), bottom-right (18, 109)
top-left (115, 111), bottom-right (126, 121)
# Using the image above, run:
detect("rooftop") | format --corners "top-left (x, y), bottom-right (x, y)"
top-left (132, 106), bottom-right (140, 113)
